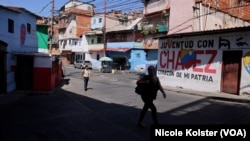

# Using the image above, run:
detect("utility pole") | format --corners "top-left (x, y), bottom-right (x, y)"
top-left (103, 0), bottom-right (106, 57)
top-left (50, 0), bottom-right (55, 54)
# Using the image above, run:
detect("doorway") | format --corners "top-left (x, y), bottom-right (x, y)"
top-left (113, 56), bottom-right (127, 70)
top-left (0, 41), bottom-right (7, 94)
top-left (16, 56), bottom-right (34, 90)
top-left (221, 51), bottom-right (242, 95)
top-left (0, 51), bottom-right (6, 94)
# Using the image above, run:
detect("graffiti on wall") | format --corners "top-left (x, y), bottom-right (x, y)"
top-left (219, 37), bottom-right (249, 49)
top-left (159, 36), bottom-right (249, 50)
top-left (158, 34), bottom-right (250, 83)
top-left (158, 39), bottom-right (219, 83)
top-left (20, 24), bottom-right (26, 45)
top-left (158, 50), bottom-right (216, 82)
top-left (243, 51), bottom-right (250, 74)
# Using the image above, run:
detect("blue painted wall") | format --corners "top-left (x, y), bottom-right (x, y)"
top-left (130, 49), bottom-right (147, 70)
top-left (105, 42), bottom-right (158, 71)
top-left (107, 42), bottom-right (134, 48)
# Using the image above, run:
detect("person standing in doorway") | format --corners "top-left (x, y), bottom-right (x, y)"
top-left (81, 65), bottom-right (90, 91)
top-left (136, 65), bottom-right (166, 127)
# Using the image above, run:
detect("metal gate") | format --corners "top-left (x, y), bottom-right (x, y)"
top-left (221, 51), bottom-right (242, 95)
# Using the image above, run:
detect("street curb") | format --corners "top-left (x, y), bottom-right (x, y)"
top-left (165, 87), bottom-right (250, 104)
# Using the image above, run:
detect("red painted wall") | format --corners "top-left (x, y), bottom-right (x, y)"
top-left (34, 66), bottom-right (63, 91)
top-left (33, 67), bottom-right (52, 91)
top-left (12, 63), bottom-right (63, 92)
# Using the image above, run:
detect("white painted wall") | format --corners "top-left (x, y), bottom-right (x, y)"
top-left (65, 1), bottom-right (93, 11)
top-left (241, 50), bottom-right (250, 94)
top-left (65, 21), bottom-right (77, 38)
top-left (144, 0), bottom-right (170, 14)
top-left (158, 37), bottom-right (222, 92)
top-left (0, 7), bottom-right (39, 92)
top-left (34, 55), bottom-right (52, 68)
top-left (193, 4), bottom-right (250, 31)
top-left (0, 9), bottom-right (38, 53)
top-left (158, 29), bottom-right (250, 94)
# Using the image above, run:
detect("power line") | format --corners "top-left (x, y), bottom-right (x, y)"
top-left (39, 1), bottom-right (52, 14)
top-left (55, 0), bottom-right (143, 14)
top-left (93, 0), bottom-right (143, 13)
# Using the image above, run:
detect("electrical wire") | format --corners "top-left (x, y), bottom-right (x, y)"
top-left (57, 0), bottom-right (144, 14)
top-left (93, 0), bottom-right (143, 13)
top-left (39, 1), bottom-right (52, 14)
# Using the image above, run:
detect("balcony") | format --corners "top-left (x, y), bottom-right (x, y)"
top-left (144, 0), bottom-right (170, 15)
top-left (157, 24), bottom-right (168, 32)
top-left (141, 23), bottom-right (168, 35)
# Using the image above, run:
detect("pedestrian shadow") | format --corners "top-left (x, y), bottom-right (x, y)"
top-left (157, 97), bottom-right (250, 125)
top-left (2, 85), bottom-right (250, 141)
top-left (86, 88), bottom-right (93, 91)
top-left (1, 87), bottom-right (152, 141)
top-left (57, 78), bottom-right (70, 86)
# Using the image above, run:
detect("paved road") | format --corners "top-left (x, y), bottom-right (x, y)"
top-left (1, 66), bottom-right (250, 141)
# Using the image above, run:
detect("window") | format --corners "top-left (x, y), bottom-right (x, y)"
top-left (99, 18), bottom-right (102, 23)
top-left (27, 23), bottom-right (31, 34)
top-left (8, 19), bottom-right (14, 33)
top-left (136, 53), bottom-right (141, 58)
top-left (93, 19), bottom-right (96, 24)
top-left (97, 54), bottom-right (100, 60)
top-left (88, 6), bottom-right (92, 11)
top-left (97, 36), bottom-right (103, 43)
top-left (238, 0), bottom-right (242, 5)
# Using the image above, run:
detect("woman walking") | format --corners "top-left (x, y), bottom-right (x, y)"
top-left (81, 65), bottom-right (91, 91)
top-left (136, 65), bottom-right (166, 127)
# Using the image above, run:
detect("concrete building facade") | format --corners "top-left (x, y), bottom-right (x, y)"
top-left (158, 27), bottom-right (250, 95)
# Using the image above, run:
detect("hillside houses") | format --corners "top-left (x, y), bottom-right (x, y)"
top-left (2, 0), bottom-right (250, 95)
top-left (55, 0), bottom-right (250, 72)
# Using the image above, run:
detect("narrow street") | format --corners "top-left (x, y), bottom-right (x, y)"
top-left (1, 65), bottom-right (250, 141)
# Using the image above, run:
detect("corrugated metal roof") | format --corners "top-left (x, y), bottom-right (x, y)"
top-left (126, 17), bottom-right (142, 30)
top-left (106, 17), bottom-right (142, 32)
top-left (156, 26), bottom-right (250, 39)
top-left (196, 0), bottom-right (250, 21)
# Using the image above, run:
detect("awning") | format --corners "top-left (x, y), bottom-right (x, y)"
top-left (12, 52), bottom-right (51, 57)
top-left (88, 46), bottom-right (104, 51)
top-left (99, 56), bottom-right (113, 62)
top-left (89, 48), bottom-right (104, 51)
top-left (105, 48), bottom-right (131, 52)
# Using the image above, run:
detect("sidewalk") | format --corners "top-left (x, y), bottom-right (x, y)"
top-left (164, 86), bottom-right (250, 104)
